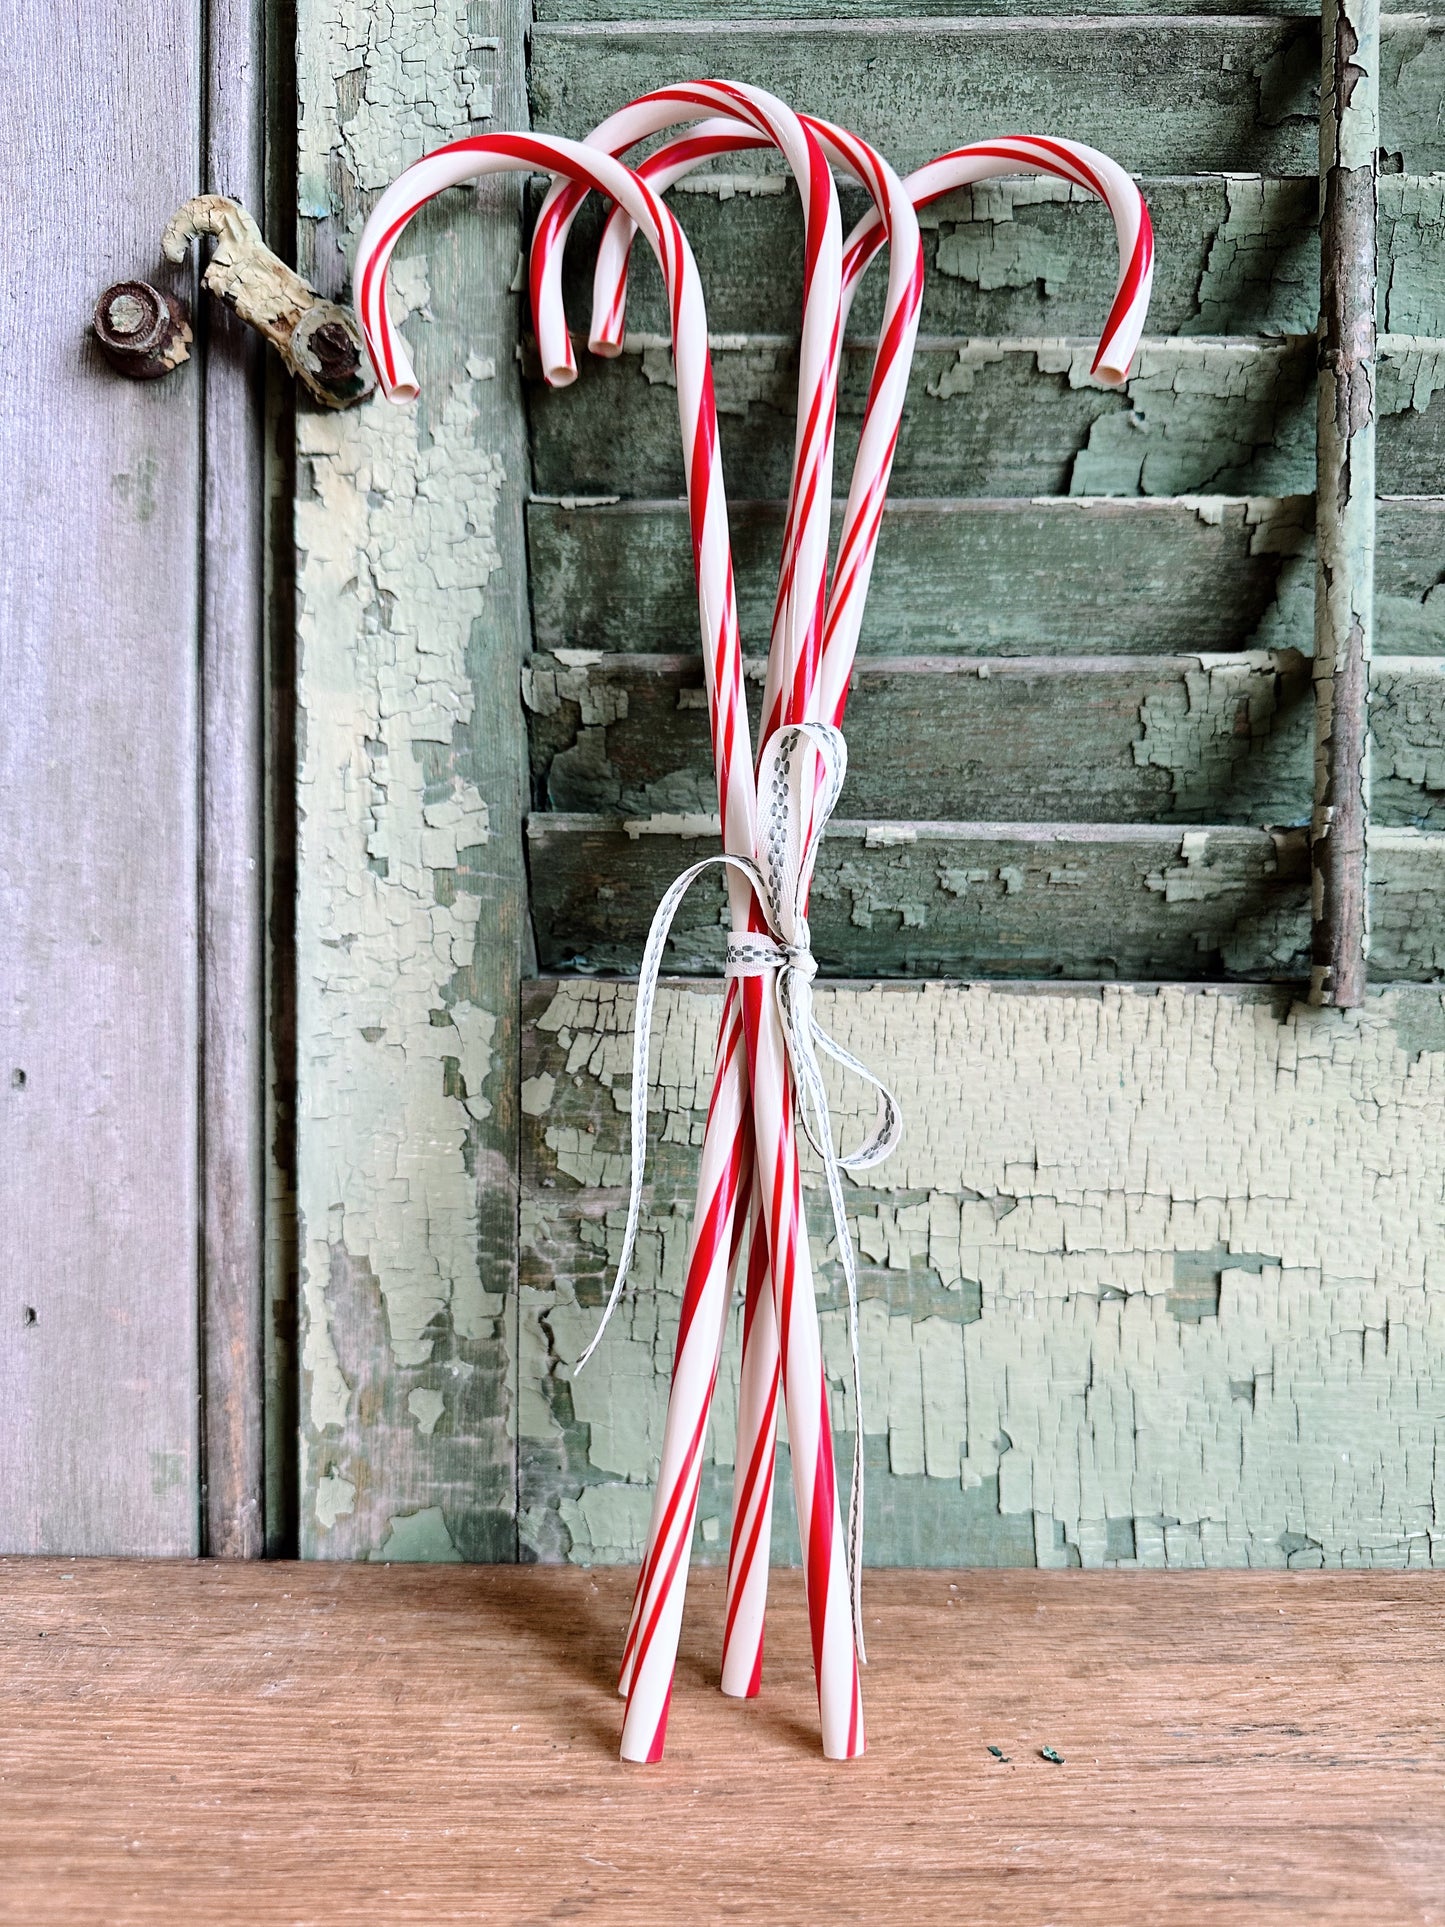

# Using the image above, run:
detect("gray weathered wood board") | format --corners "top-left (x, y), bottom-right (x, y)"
top-left (526, 817), bottom-right (1444, 980)
top-left (518, 977), bottom-right (1445, 1569)
top-left (542, 172), bottom-right (1445, 343)
top-left (527, 334), bottom-right (1445, 502)
top-left (528, 496), bottom-right (1445, 661)
top-left (0, 7), bottom-right (203, 1553)
top-left (530, 17), bottom-right (1445, 177)
top-left (292, 0), bottom-right (531, 1562)
top-left (525, 651), bottom-right (1444, 829)
top-left (201, 0), bottom-right (267, 1560)
top-left (541, 0), bottom-right (1445, 15)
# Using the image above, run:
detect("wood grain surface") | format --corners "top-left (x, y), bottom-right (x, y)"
top-left (526, 495), bottom-right (1445, 661)
top-left (526, 817), bottom-right (1445, 981)
top-left (0, 6), bottom-right (203, 1554)
top-left (199, 0), bottom-right (267, 1559)
top-left (2, 1559), bottom-right (1441, 1925)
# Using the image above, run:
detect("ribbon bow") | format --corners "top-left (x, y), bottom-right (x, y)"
top-left (578, 721), bottom-right (903, 1654)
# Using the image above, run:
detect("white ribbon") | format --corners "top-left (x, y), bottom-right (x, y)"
top-left (576, 722), bottom-right (903, 1659)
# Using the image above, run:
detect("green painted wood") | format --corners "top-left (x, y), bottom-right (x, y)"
top-left (543, 172), bottom-right (1445, 344)
top-left (524, 494), bottom-right (1445, 663)
top-left (530, 17), bottom-right (1445, 177)
top-left (293, 0), bottom-right (531, 1563)
top-left (527, 495), bottom-right (1308, 658)
top-left (1373, 659), bottom-right (1445, 830)
top-left (529, 334), bottom-right (1445, 503)
top-left (525, 815), bottom-right (1443, 980)
top-left (524, 651), bottom-right (1445, 830)
top-left (518, 976), bottom-right (1445, 1570)
top-left (536, 0), bottom-right (1352, 14)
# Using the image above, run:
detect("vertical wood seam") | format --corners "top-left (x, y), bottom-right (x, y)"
top-left (199, 0), bottom-right (268, 1556)
top-left (1311, 0), bottom-right (1378, 1008)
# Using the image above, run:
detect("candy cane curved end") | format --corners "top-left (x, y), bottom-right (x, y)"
top-left (897, 137), bottom-right (1154, 385)
top-left (352, 133), bottom-right (686, 402)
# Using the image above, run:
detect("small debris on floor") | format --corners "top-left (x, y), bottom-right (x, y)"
top-left (1040, 1746), bottom-right (1064, 1764)
top-left (987, 1744), bottom-right (1009, 1761)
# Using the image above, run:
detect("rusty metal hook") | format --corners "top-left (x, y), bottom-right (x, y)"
top-left (94, 197), bottom-right (374, 408)
top-left (161, 196), bottom-right (374, 408)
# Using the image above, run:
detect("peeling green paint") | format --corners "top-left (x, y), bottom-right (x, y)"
top-left (295, 0), bottom-right (527, 1561)
top-left (314, 1471), bottom-right (357, 1530)
top-left (521, 981), bottom-right (1445, 1570)
top-left (407, 1387), bottom-right (446, 1435)
top-left (296, 324), bottom-right (503, 1398)
top-left (1372, 659), bottom-right (1445, 830)
top-left (370, 1505), bottom-right (465, 1561)
top-left (1132, 651), bottom-right (1313, 818)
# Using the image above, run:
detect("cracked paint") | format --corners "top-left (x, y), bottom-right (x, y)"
top-left (298, 0), bottom-right (496, 216)
top-left (1189, 176), bottom-right (1317, 336)
top-left (1133, 651), bottom-right (1312, 820)
top-left (521, 980), bottom-right (1445, 1570)
top-left (927, 178), bottom-right (1083, 298)
top-left (1065, 338), bottom-right (1312, 496)
top-left (295, 0), bottom-right (525, 1560)
top-left (1372, 658), bottom-right (1445, 830)
top-left (296, 327), bottom-right (503, 1410)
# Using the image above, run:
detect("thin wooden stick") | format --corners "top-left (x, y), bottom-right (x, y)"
top-left (1311, 0), bottom-right (1378, 1008)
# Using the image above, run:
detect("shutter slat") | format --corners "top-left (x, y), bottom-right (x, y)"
top-left (525, 814), bottom-right (1445, 980)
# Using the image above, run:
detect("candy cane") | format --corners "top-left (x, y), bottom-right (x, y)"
top-left (353, 133), bottom-right (767, 1769)
top-left (537, 85), bottom-right (871, 1762)
top-left (738, 133), bottom-right (1151, 1693)
top-left (579, 124), bottom-right (1152, 1702)
top-left (530, 84), bottom-right (845, 764)
top-left (533, 96), bottom-right (924, 1759)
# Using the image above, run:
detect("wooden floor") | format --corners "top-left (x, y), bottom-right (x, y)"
top-left (1, 1562), bottom-right (1442, 1925)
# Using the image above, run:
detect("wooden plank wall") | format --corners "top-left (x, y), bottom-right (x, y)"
top-left (0, 11), bottom-right (206, 1553)
top-left (289, 0), bottom-right (1445, 1569)
top-left (0, 0), bottom-right (271, 1557)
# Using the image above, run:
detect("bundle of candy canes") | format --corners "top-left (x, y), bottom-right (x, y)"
top-left (355, 84), bottom-right (1153, 1765)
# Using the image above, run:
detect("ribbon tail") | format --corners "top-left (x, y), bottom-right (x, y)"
top-left (810, 1020), bottom-right (904, 1171)
top-left (575, 850), bottom-right (763, 1374)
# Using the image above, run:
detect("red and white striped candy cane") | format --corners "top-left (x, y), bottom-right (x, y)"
top-left (536, 101), bottom-right (923, 1756)
top-left (530, 84), bottom-right (845, 754)
top-left (352, 133), bottom-right (766, 1767)
top-left (583, 125), bottom-right (1152, 1702)
top-left (550, 87), bottom-right (868, 1763)
top-left (518, 83), bottom-right (855, 1760)
top-left (583, 112), bottom-right (926, 744)
top-left (812, 131), bottom-right (1153, 727)
top-left (733, 139), bottom-right (1151, 1694)
top-left (736, 133), bottom-right (1152, 1695)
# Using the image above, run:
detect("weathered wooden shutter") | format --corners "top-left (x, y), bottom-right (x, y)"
top-left (294, 1), bottom-right (1445, 1571)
